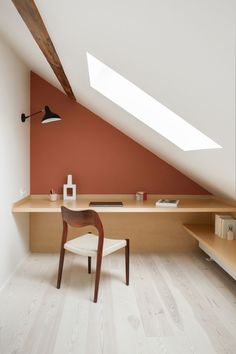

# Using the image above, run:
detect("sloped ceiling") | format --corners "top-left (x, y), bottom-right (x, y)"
top-left (0, 0), bottom-right (235, 199)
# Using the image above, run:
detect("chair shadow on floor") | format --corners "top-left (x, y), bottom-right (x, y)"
top-left (55, 256), bottom-right (127, 292)
top-left (18, 253), bottom-right (127, 294)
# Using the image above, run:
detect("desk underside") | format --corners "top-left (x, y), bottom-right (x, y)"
top-left (30, 212), bottom-right (213, 253)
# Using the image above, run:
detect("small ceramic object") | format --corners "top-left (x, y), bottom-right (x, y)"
top-left (63, 174), bottom-right (76, 200)
top-left (49, 193), bottom-right (58, 202)
top-left (227, 227), bottom-right (234, 241)
top-left (135, 191), bottom-right (147, 201)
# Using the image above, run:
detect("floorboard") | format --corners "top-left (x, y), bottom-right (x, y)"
top-left (0, 250), bottom-right (236, 354)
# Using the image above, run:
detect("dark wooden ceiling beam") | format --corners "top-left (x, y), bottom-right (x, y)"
top-left (12, 0), bottom-right (76, 101)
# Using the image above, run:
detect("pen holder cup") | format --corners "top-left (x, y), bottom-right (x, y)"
top-left (49, 193), bottom-right (58, 202)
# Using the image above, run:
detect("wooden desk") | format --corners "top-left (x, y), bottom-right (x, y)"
top-left (12, 195), bottom-right (236, 254)
top-left (12, 195), bottom-right (236, 213)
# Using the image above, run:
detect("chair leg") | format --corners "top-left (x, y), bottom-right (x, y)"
top-left (125, 239), bottom-right (130, 285)
top-left (93, 253), bottom-right (102, 303)
top-left (88, 256), bottom-right (92, 274)
top-left (57, 248), bottom-right (65, 289)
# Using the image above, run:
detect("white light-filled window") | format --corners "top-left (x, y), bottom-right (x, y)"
top-left (87, 53), bottom-right (221, 151)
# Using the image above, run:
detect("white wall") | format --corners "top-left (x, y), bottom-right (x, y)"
top-left (0, 0), bottom-right (234, 199)
top-left (0, 36), bottom-right (30, 289)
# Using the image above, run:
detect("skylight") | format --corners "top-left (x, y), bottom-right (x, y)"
top-left (86, 53), bottom-right (222, 151)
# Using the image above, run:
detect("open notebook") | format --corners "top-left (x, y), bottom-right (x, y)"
top-left (89, 201), bottom-right (123, 207)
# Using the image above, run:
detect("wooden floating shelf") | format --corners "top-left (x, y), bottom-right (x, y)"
top-left (183, 224), bottom-right (236, 280)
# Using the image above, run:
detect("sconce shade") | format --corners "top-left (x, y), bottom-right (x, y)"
top-left (21, 105), bottom-right (61, 124)
top-left (41, 106), bottom-right (61, 123)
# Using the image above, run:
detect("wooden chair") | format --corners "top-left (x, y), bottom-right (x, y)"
top-left (57, 206), bottom-right (130, 302)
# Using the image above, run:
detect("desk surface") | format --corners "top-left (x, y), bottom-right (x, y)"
top-left (12, 195), bottom-right (236, 213)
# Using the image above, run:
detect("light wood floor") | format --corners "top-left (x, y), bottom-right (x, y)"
top-left (1, 250), bottom-right (236, 354)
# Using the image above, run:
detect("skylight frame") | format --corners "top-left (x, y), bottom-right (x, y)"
top-left (86, 52), bottom-right (222, 151)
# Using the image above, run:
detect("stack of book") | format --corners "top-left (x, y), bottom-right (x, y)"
top-left (155, 199), bottom-right (179, 208)
top-left (215, 214), bottom-right (236, 240)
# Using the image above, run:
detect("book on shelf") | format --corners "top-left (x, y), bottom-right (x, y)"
top-left (155, 199), bottom-right (179, 208)
top-left (215, 214), bottom-right (236, 239)
top-left (215, 214), bottom-right (231, 237)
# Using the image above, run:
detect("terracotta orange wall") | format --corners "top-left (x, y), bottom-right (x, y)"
top-left (30, 72), bottom-right (210, 195)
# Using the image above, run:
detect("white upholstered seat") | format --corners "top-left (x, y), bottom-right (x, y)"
top-left (64, 234), bottom-right (127, 257)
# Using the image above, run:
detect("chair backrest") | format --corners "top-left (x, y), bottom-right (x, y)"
top-left (61, 206), bottom-right (104, 245)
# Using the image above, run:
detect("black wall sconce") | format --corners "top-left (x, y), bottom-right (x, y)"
top-left (21, 105), bottom-right (61, 124)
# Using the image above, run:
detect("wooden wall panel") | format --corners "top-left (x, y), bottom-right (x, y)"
top-left (30, 212), bottom-right (213, 253)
